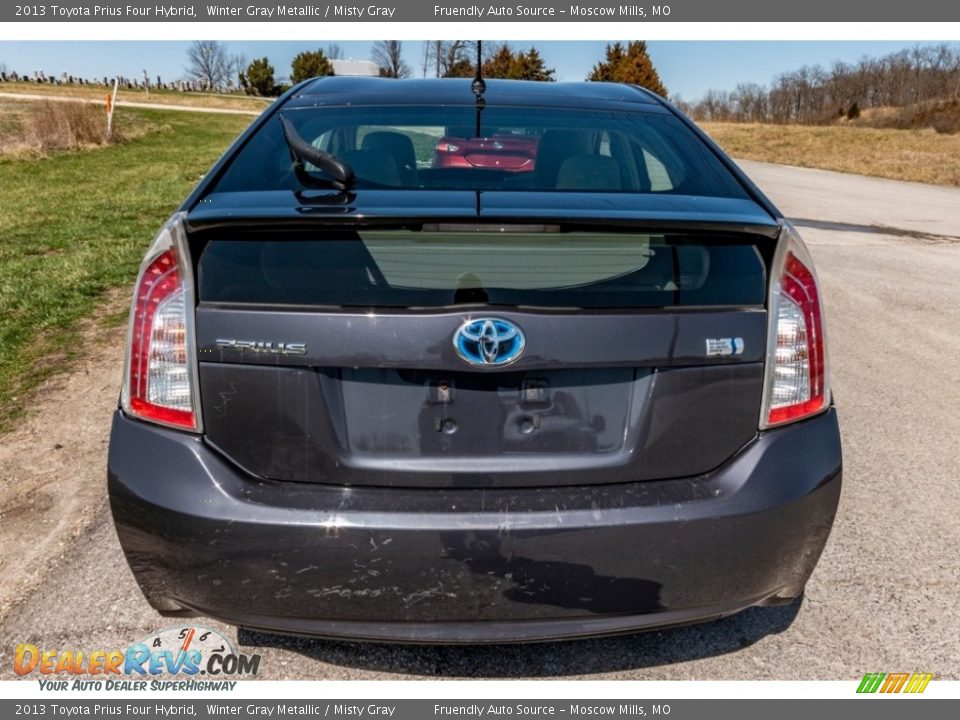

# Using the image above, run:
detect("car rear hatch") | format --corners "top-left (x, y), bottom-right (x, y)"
top-left (187, 191), bottom-right (778, 489)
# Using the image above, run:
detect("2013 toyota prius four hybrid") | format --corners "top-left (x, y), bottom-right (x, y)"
top-left (108, 77), bottom-right (842, 643)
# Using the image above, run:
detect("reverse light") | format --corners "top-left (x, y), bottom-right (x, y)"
top-left (760, 223), bottom-right (830, 429)
top-left (121, 213), bottom-right (202, 432)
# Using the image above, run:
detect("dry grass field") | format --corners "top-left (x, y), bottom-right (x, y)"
top-left (701, 121), bottom-right (960, 187)
top-left (0, 81), bottom-right (272, 112)
top-left (853, 97), bottom-right (960, 135)
top-left (0, 98), bottom-right (158, 155)
top-left (1, 100), bottom-right (118, 154)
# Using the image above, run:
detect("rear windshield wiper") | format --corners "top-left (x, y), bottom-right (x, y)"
top-left (278, 113), bottom-right (355, 191)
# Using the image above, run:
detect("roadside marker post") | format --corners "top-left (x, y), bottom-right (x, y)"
top-left (106, 77), bottom-right (119, 140)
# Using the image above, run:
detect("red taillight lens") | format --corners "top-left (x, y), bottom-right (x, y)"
top-left (761, 226), bottom-right (830, 429)
top-left (121, 215), bottom-right (201, 432)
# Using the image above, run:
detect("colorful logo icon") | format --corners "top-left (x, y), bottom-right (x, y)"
top-left (857, 672), bottom-right (933, 694)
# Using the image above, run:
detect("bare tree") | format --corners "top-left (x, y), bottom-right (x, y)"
top-left (671, 95), bottom-right (694, 116)
top-left (424, 41), bottom-right (442, 77)
top-left (185, 40), bottom-right (229, 91)
top-left (325, 44), bottom-right (343, 60)
top-left (928, 44), bottom-right (956, 98)
top-left (420, 43), bottom-right (431, 77)
top-left (372, 41), bottom-right (410, 78)
top-left (422, 41), bottom-right (439, 78)
top-left (227, 52), bottom-right (247, 90)
top-left (420, 41), bottom-right (471, 78)
top-left (692, 42), bottom-right (960, 126)
top-left (444, 41), bottom-right (474, 77)
top-left (697, 89), bottom-right (734, 122)
top-left (948, 46), bottom-right (960, 97)
top-left (731, 83), bottom-right (768, 122)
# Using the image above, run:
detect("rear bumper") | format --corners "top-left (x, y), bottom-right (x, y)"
top-left (108, 408), bottom-right (841, 643)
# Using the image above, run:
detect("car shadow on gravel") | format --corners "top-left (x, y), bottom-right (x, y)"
top-left (237, 600), bottom-right (802, 677)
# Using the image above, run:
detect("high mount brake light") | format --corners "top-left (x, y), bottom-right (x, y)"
top-left (121, 213), bottom-right (202, 432)
top-left (760, 224), bottom-right (831, 429)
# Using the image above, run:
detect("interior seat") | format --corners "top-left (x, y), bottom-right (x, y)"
top-left (555, 155), bottom-right (623, 191)
top-left (361, 131), bottom-right (418, 186)
top-left (533, 130), bottom-right (596, 189)
top-left (339, 148), bottom-right (402, 187)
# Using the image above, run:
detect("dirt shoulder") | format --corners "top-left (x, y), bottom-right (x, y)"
top-left (0, 291), bottom-right (128, 627)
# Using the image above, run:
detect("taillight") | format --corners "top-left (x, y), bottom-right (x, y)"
top-left (121, 213), bottom-right (202, 432)
top-left (760, 224), bottom-right (830, 429)
top-left (436, 142), bottom-right (460, 153)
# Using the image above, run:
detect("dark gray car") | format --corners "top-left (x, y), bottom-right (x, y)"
top-left (108, 77), bottom-right (841, 643)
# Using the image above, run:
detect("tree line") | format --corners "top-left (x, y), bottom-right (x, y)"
top-left (414, 40), bottom-right (664, 92)
top-left (680, 44), bottom-right (960, 124)
top-left (183, 40), bottom-right (669, 98)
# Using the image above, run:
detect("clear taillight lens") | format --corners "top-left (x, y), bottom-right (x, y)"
top-left (760, 224), bottom-right (830, 429)
top-left (121, 213), bottom-right (201, 432)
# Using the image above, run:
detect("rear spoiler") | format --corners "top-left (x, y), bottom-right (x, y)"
top-left (186, 191), bottom-right (783, 240)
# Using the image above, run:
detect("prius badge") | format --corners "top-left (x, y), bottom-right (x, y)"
top-left (454, 318), bottom-right (526, 367)
top-left (215, 339), bottom-right (307, 355)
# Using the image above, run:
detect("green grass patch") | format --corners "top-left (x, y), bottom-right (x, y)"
top-left (0, 107), bottom-right (253, 430)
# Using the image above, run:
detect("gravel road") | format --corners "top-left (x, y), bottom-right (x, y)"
top-left (1, 161), bottom-right (958, 680)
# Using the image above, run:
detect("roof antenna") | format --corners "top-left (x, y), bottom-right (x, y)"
top-left (472, 40), bottom-right (485, 138)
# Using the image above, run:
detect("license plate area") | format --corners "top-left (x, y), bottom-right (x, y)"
top-left (332, 368), bottom-right (643, 458)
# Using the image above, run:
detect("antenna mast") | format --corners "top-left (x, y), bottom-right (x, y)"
top-left (472, 40), bottom-right (485, 137)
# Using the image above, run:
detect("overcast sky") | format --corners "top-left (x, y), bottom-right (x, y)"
top-left (1, 40), bottom-right (953, 100)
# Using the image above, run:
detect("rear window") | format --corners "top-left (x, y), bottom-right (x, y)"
top-left (197, 230), bottom-right (765, 309)
top-left (211, 106), bottom-right (747, 198)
